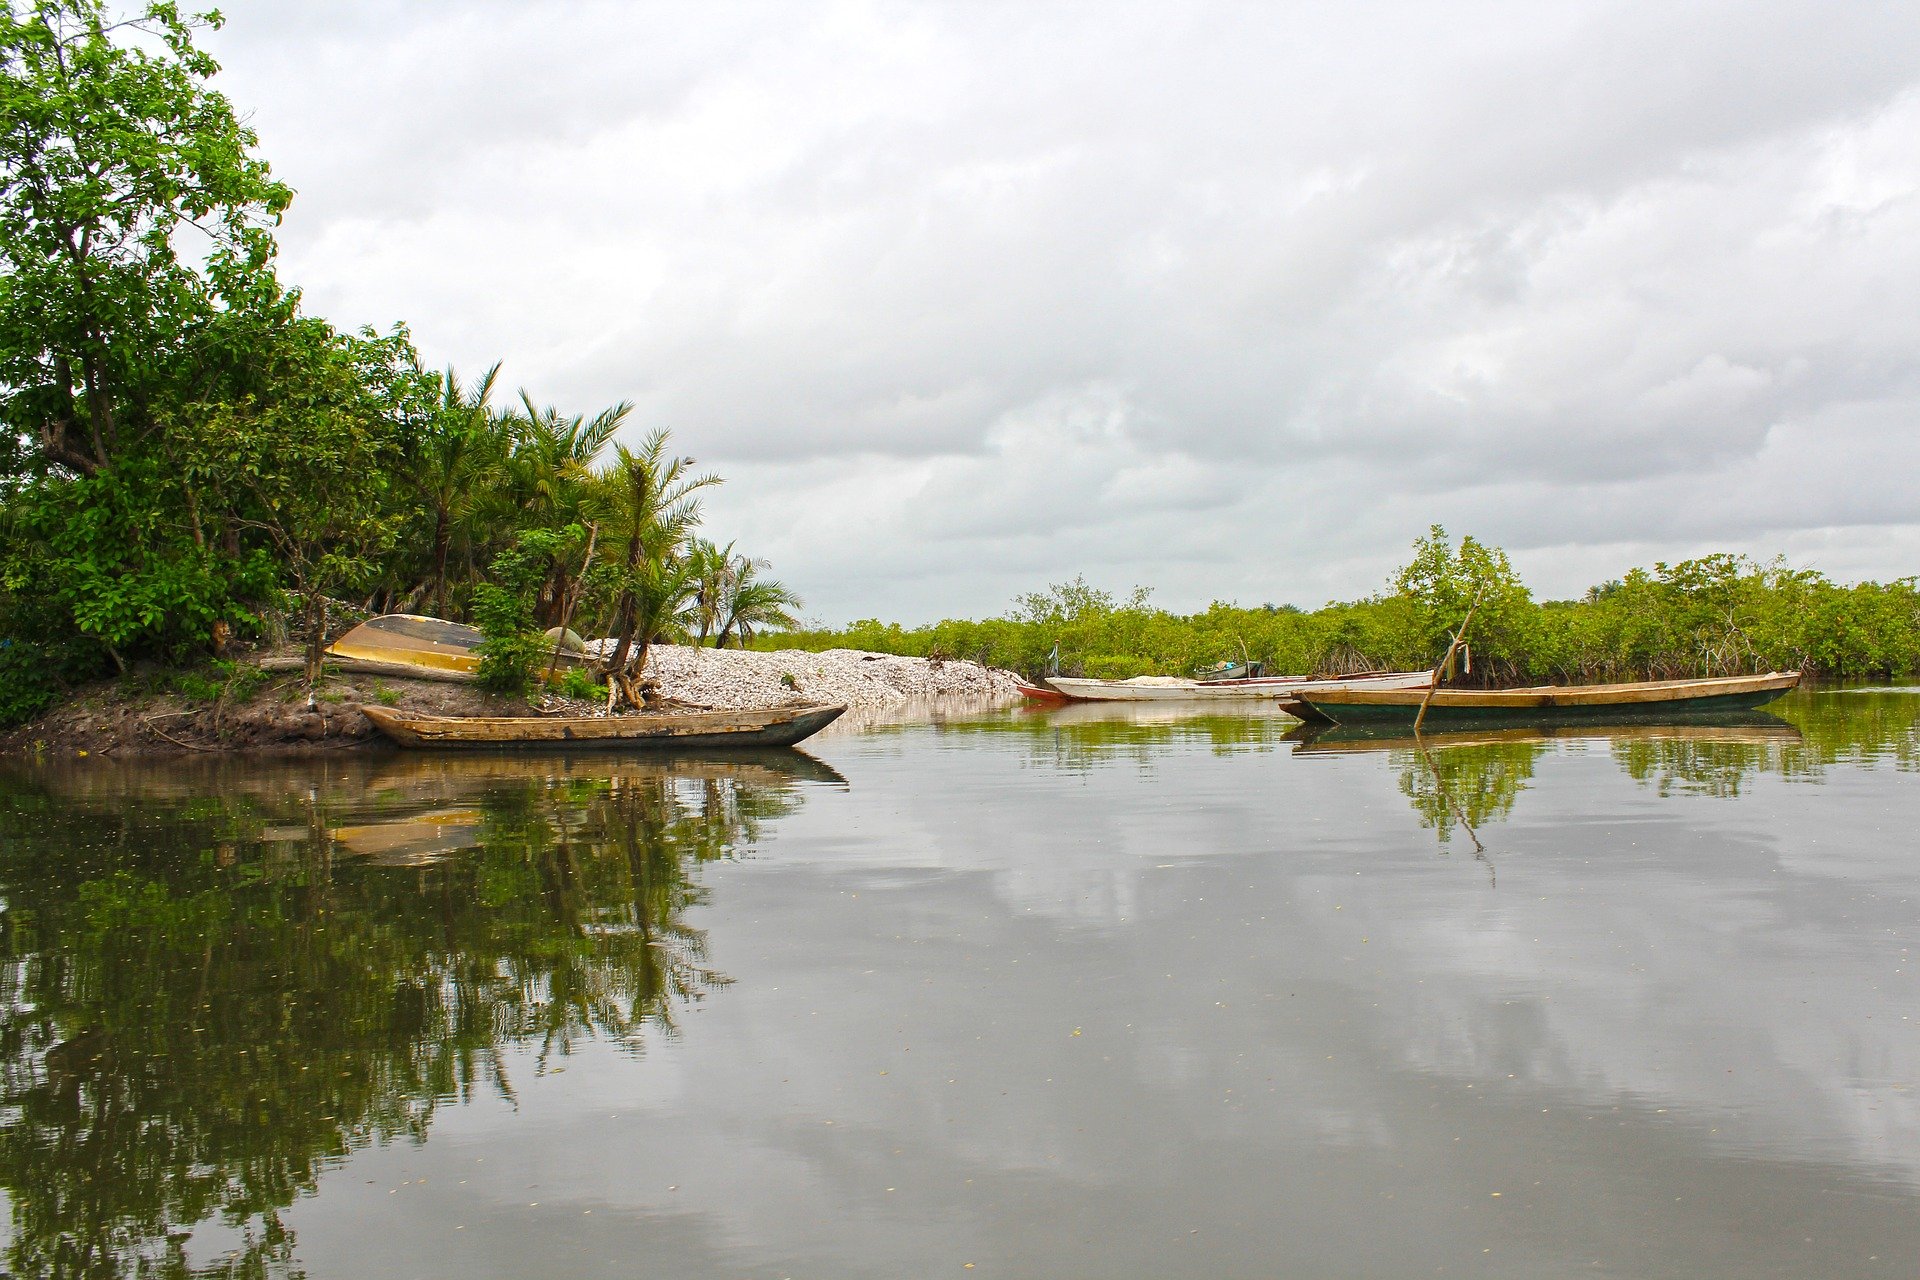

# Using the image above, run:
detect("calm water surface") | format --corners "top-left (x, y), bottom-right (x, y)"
top-left (3, 689), bottom-right (1917, 1278)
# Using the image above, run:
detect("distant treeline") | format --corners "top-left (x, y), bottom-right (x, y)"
top-left (768, 529), bottom-right (1920, 684)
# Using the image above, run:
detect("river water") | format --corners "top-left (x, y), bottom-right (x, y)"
top-left (2, 688), bottom-right (1917, 1278)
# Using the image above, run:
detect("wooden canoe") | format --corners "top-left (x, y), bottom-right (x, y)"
top-left (1291, 672), bottom-right (1802, 725)
top-left (360, 702), bottom-right (846, 750)
top-left (1042, 670), bottom-right (1433, 703)
top-left (1016, 681), bottom-right (1071, 704)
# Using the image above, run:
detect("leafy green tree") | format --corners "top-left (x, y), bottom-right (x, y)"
top-left (1, 452), bottom-right (275, 670)
top-left (471, 526), bottom-right (587, 695)
top-left (0, 0), bottom-right (291, 478)
top-left (1391, 525), bottom-right (1536, 683)
top-left (171, 316), bottom-right (425, 682)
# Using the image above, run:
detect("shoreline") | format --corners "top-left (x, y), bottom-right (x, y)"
top-left (1, 644), bottom-right (1024, 758)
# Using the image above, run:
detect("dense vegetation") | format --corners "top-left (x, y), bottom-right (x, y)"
top-left (0, 1), bottom-right (797, 726)
top-left (774, 528), bottom-right (1920, 683)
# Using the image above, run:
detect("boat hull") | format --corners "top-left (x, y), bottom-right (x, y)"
top-left (327, 614), bottom-right (586, 683)
top-left (1043, 671), bottom-right (1432, 703)
top-left (361, 702), bottom-right (847, 750)
top-left (1293, 673), bottom-right (1801, 725)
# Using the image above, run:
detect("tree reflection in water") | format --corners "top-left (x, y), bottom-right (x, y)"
top-left (0, 751), bottom-right (831, 1279)
top-left (936, 702), bottom-right (1304, 773)
top-left (1290, 689), bottom-right (1920, 850)
top-left (1293, 716), bottom-right (1824, 849)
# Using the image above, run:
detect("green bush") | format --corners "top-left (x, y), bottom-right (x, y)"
top-left (0, 641), bottom-right (60, 728)
top-left (555, 667), bottom-right (606, 702)
top-left (472, 584), bottom-right (547, 696)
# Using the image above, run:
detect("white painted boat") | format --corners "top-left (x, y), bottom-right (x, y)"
top-left (1041, 670), bottom-right (1433, 703)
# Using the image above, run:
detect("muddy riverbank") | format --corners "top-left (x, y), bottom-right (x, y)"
top-left (2, 645), bottom-right (1023, 757)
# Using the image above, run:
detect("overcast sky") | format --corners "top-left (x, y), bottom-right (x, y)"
top-left (206, 1), bottom-right (1920, 624)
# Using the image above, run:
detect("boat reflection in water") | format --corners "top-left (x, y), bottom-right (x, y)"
top-left (0, 748), bottom-right (840, 1280)
top-left (1291, 714), bottom-right (1806, 847)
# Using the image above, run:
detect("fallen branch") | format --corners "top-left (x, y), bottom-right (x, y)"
top-left (142, 718), bottom-right (222, 752)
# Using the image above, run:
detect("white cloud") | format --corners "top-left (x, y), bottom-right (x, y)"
top-left (211, 0), bottom-right (1920, 621)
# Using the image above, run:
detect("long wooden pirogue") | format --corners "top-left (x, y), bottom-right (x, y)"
top-left (1285, 672), bottom-right (1801, 726)
top-left (360, 702), bottom-right (846, 749)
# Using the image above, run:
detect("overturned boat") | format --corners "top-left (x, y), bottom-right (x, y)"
top-left (325, 614), bottom-right (586, 683)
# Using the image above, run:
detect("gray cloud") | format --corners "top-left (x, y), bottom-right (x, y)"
top-left (211, 0), bottom-right (1920, 621)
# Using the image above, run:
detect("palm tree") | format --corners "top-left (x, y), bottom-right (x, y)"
top-left (685, 538), bottom-right (737, 646)
top-left (713, 554), bottom-right (803, 647)
top-left (500, 392), bottom-right (631, 622)
top-left (588, 429), bottom-right (720, 701)
top-left (508, 392), bottom-right (628, 526)
top-left (403, 363), bottom-right (504, 617)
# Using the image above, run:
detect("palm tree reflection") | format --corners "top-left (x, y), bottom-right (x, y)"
top-left (0, 750), bottom-right (836, 1278)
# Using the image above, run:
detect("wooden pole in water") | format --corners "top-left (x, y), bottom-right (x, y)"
top-left (1413, 585), bottom-right (1484, 735)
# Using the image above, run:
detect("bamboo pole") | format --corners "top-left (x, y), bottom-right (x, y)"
top-left (1413, 584), bottom-right (1484, 735)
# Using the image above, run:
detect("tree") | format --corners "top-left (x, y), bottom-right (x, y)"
top-left (497, 391), bottom-right (627, 622)
top-left (171, 316), bottom-right (423, 682)
top-left (1391, 525), bottom-right (1536, 683)
top-left (588, 428), bottom-right (717, 704)
top-left (684, 538), bottom-right (802, 647)
top-left (0, 0), bottom-right (292, 478)
top-left (401, 363), bottom-right (505, 618)
top-left (685, 537), bottom-right (734, 645)
top-left (712, 552), bottom-right (802, 647)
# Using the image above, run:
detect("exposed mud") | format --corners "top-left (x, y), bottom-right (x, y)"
top-left (1, 644), bottom-right (1022, 757)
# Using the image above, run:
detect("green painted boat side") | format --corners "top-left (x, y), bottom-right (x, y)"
top-left (1294, 673), bottom-right (1800, 726)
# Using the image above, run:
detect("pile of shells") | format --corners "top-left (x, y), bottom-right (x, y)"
top-left (641, 645), bottom-right (1023, 710)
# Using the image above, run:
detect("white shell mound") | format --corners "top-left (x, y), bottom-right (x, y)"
top-left (627, 645), bottom-right (1024, 710)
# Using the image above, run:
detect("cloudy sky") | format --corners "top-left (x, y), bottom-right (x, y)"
top-left (206, 1), bottom-right (1920, 624)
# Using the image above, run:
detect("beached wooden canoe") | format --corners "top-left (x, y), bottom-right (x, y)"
top-left (1042, 670), bottom-right (1433, 703)
top-left (1289, 672), bottom-right (1802, 725)
top-left (1016, 681), bottom-right (1071, 704)
top-left (360, 702), bottom-right (846, 750)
